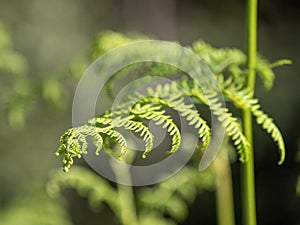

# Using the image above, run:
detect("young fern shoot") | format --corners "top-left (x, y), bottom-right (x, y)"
top-left (56, 33), bottom-right (289, 175)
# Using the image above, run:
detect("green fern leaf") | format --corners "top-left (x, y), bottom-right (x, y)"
top-left (141, 82), bottom-right (211, 150)
top-left (131, 103), bottom-right (181, 155)
top-left (256, 56), bottom-right (291, 91)
top-left (192, 40), bottom-right (246, 73)
top-left (221, 80), bottom-right (286, 164)
top-left (90, 115), bottom-right (154, 158)
top-left (56, 125), bottom-right (104, 172)
top-left (204, 90), bottom-right (250, 162)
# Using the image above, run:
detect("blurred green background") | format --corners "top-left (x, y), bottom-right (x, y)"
top-left (0, 0), bottom-right (299, 224)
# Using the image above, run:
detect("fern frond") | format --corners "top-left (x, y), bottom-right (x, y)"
top-left (270, 59), bottom-right (292, 68)
top-left (181, 76), bottom-right (249, 162)
top-left (56, 35), bottom-right (290, 171)
top-left (139, 83), bottom-right (211, 150)
top-left (256, 56), bottom-right (292, 90)
top-left (253, 109), bottom-right (285, 164)
top-left (256, 56), bottom-right (291, 91)
top-left (221, 80), bottom-right (286, 164)
top-left (131, 103), bottom-right (181, 155)
top-left (55, 125), bottom-right (104, 172)
top-left (191, 40), bottom-right (291, 92)
top-left (191, 40), bottom-right (246, 73)
top-left (140, 62), bottom-right (179, 78)
top-left (204, 90), bottom-right (250, 162)
top-left (57, 103), bottom-right (168, 170)
top-left (161, 97), bottom-right (210, 150)
top-left (97, 126), bottom-right (127, 159)
top-left (123, 119), bottom-right (154, 157)
top-left (179, 78), bottom-right (208, 105)
top-left (90, 115), bottom-right (154, 158)
top-left (256, 56), bottom-right (276, 91)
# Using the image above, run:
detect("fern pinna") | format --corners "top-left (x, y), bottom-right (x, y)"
top-left (56, 32), bottom-right (290, 172)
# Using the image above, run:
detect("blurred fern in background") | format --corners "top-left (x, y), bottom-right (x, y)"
top-left (0, 186), bottom-right (72, 225)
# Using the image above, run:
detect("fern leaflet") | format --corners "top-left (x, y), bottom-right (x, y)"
top-left (220, 79), bottom-right (285, 164)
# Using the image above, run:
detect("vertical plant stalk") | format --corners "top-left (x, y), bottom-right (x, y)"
top-left (214, 148), bottom-right (236, 225)
top-left (112, 153), bottom-right (139, 225)
top-left (117, 183), bottom-right (139, 225)
top-left (241, 0), bottom-right (258, 225)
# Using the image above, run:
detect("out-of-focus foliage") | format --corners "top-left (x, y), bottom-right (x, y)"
top-left (47, 165), bottom-right (215, 225)
top-left (192, 41), bottom-right (291, 91)
top-left (138, 166), bottom-right (215, 222)
top-left (0, 21), bottom-right (75, 129)
top-left (48, 166), bottom-right (120, 214)
top-left (91, 31), bottom-right (148, 59)
top-left (0, 187), bottom-right (72, 225)
top-left (0, 23), bottom-right (28, 74)
top-left (0, 22), bottom-right (30, 129)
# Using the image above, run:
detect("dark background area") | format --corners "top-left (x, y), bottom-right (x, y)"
top-left (0, 0), bottom-right (299, 224)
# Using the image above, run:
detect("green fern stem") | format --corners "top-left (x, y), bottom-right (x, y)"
top-left (214, 147), bottom-right (236, 225)
top-left (241, 0), bottom-right (258, 224)
top-left (113, 161), bottom-right (139, 225)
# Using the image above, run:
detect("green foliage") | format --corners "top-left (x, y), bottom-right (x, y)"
top-left (0, 22), bottom-right (30, 129)
top-left (56, 33), bottom-right (288, 170)
top-left (91, 31), bottom-right (147, 59)
top-left (48, 167), bottom-right (120, 214)
top-left (41, 76), bottom-right (65, 109)
top-left (220, 76), bottom-right (286, 164)
top-left (52, 31), bottom-right (291, 225)
top-left (0, 23), bottom-right (28, 75)
top-left (0, 188), bottom-right (72, 225)
top-left (192, 41), bottom-right (291, 90)
top-left (0, 21), bottom-right (72, 129)
top-left (138, 166), bottom-right (215, 222)
top-left (47, 165), bottom-right (215, 225)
